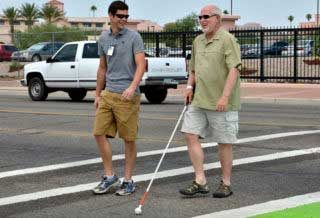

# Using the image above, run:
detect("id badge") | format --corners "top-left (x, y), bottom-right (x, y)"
top-left (107, 46), bottom-right (114, 56)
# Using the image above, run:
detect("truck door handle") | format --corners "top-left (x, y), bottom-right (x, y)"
top-left (70, 65), bottom-right (75, 69)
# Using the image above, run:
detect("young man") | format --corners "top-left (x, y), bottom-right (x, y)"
top-left (179, 4), bottom-right (242, 198)
top-left (92, 1), bottom-right (145, 196)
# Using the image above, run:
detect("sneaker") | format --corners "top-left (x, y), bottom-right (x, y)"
top-left (212, 180), bottom-right (233, 198)
top-left (92, 175), bottom-right (120, 195)
top-left (179, 181), bottom-right (210, 196)
top-left (115, 180), bottom-right (136, 196)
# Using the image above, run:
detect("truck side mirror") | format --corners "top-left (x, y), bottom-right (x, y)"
top-left (46, 57), bottom-right (53, 63)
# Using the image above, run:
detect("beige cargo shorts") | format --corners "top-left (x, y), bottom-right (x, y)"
top-left (181, 105), bottom-right (239, 144)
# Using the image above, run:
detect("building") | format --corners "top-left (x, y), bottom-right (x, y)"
top-left (299, 14), bottom-right (320, 28)
top-left (0, 15), bottom-right (31, 43)
top-left (46, 0), bottom-right (64, 12)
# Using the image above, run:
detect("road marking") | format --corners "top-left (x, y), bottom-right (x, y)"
top-left (0, 147), bottom-right (319, 206)
top-left (1, 130), bottom-right (320, 179)
top-left (193, 191), bottom-right (320, 218)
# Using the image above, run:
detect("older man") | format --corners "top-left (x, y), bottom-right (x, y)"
top-left (179, 4), bottom-right (241, 198)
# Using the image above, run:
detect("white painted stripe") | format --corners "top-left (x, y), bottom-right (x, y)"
top-left (1, 130), bottom-right (320, 179)
top-left (193, 191), bottom-right (320, 218)
top-left (0, 147), bottom-right (319, 206)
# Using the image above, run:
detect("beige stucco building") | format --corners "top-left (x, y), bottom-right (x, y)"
top-left (299, 14), bottom-right (320, 28)
top-left (0, 0), bottom-right (241, 43)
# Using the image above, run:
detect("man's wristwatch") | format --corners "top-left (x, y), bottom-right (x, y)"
top-left (186, 85), bottom-right (193, 90)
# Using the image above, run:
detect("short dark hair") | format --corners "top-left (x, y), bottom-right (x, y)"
top-left (108, 1), bottom-right (129, 15)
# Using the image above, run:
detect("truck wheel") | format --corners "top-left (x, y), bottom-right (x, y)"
top-left (68, 89), bottom-right (87, 101)
top-left (144, 87), bottom-right (168, 104)
top-left (28, 77), bottom-right (48, 101)
top-left (32, 54), bottom-right (41, 62)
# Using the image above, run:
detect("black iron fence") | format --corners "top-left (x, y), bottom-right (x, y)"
top-left (141, 27), bottom-right (320, 84)
top-left (2, 27), bottom-right (320, 83)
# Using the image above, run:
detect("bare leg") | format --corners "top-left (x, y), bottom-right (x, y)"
top-left (95, 135), bottom-right (113, 176)
top-left (185, 133), bottom-right (206, 185)
top-left (218, 143), bottom-right (233, 185)
top-left (124, 140), bottom-right (137, 181)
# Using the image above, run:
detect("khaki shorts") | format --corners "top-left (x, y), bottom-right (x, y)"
top-left (93, 90), bottom-right (140, 141)
top-left (181, 105), bottom-right (239, 144)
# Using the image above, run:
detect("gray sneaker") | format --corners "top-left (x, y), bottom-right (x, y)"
top-left (212, 180), bottom-right (233, 198)
top-left (92, 175), bottom-right (120, 195)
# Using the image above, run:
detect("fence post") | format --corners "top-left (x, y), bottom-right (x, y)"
top-left (52, 32), bottom-right (55, 56)
top-left (293, 29), bottom-right (298, 83)
top-left (182, 33), bottom-right (186, 58)
top-left (155, 33), bottom-right (160, 57)
top-left (259, 30), bottom-right (265, 82)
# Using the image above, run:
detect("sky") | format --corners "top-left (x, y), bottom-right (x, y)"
top-left (0, 0), bottom-right (319, 27)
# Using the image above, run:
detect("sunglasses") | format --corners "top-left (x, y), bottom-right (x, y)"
top-left (115, 14), bottom-right (129, 19)
top-left (198, 14), bottom-right (217, 20)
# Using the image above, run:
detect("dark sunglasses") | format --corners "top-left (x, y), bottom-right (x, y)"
top-left (198, 14), bottom-right (217, 20)
top-left (115, 14), bottom-right (129, 19)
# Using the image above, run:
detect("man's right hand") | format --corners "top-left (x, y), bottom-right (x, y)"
top-left (94, 96), bottom-right (100, 109)
top-left (184, 89), bottom-right (193, 105)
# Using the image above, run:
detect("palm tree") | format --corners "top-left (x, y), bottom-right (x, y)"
top-left (90, 5), bottom-right (97, 17)
top-left (306, 13), bottom-right (312, 21)
top-left (39, 4), bottom-right (64, 23)
top-left (3, 7), bottom-right (20, 43)
top-left (288, 15), bottom-right (294, 26)
top-left (19, 3), bottom-right (40, 29)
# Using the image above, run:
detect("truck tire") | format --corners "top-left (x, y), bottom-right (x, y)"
top-left (144, 87), bottom-right (167, 104)
top-left (28, 77), bottom-right (48, 101)
top-left (68, 89), bottom-right (87, 101)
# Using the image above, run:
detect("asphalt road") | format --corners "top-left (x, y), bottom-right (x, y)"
top-left (0, 90), bottom-right (320, 218)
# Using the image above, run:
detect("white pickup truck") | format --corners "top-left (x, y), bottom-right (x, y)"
top-left (20, 41), bottom-right (188, 104)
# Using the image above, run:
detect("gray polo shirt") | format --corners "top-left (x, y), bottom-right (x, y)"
top-left (98, 28), bottom-right (144, 94)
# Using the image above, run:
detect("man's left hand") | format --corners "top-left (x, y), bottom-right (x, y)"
top-left (122, 86), bottom-right (136, 101)
top-left (216, 96), bottom-right (228, 112)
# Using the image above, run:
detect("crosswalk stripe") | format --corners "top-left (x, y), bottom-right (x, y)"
top-left (0, 147), bottom-right (319, 206)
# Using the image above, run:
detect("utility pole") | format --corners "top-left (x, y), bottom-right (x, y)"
top-left (317, 0), bottom-right (319, 26)
top-left (231, 0), bottom-right (233, 15)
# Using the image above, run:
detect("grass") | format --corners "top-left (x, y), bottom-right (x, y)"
top-left (249, 202), bottom-right (320, 218)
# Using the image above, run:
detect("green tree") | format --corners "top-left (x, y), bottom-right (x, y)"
top-left (19, 3), bottom-right (40, 29)
top-left (90, 5), bottom-right (97, 17)
top-left (3, 7), bottom-right (20, 43)
top-left (288, 15), bottom-right (294, 26)
top-left (306, 13), bottom-right (312, 21)
top-left (39, 4), bottom-right (64, 23)
top-left (14, 24), bottom-right (91, 49)
top-left (223, 10), bottom-right (229, 15)
top-left (164, 13), bottom-right (198, 32)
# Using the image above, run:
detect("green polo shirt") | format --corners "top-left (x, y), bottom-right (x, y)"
top-left (189, 28), bottom-right (242, 111)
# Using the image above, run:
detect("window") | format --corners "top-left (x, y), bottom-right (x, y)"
top-left (13, 21), bottom-right (20, 25)
top-left (0, 20), bottom-right (4, 25)
top-left (83, 23), bottom-right (92, 27)
top-left (71, 22), bottom-right (78, 27)
top-left (54, 44), bottom-right (78, 62)
top-left (82, 43), bottom-right (98, 58)
top-left (96, 23), bottom-right (103, 28)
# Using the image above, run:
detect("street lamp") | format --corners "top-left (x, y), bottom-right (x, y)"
top-left (317, 0), bottom-right (319, 26)
top-left (231, 0), bottom-right (233, 15)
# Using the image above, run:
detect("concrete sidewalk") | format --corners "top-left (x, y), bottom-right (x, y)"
top-left (1, 79), bottom-right (320, 105)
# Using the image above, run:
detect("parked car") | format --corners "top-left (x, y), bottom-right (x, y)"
top-left (242, 41), bottom-right (288, 58)
top-left (264, 41), bottom-right (288, 55)
top-left (11, 42), bottom-right (64, 62)
top-left (0, 44), bottom-right (18, 61)
top-left (282, 40), bottom-right (314, 57)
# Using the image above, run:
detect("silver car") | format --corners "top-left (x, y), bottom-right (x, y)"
top-left (281, 40), bottom-right (314, 57)
top-left (11, 42), bottom-right (64, 62)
